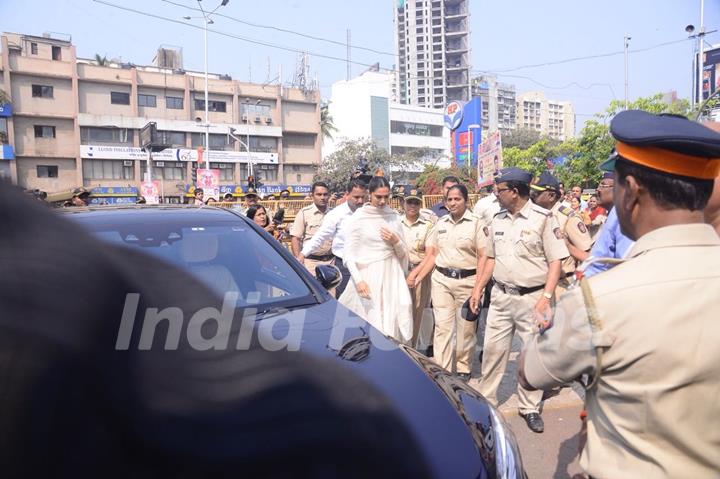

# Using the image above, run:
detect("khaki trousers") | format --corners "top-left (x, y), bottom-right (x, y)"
top-left (478, 286), bottom-right (543, 414)
top-left (431, 271), bottom-right (476, 374)
top-left (411, 274), bottom-right (433, 350)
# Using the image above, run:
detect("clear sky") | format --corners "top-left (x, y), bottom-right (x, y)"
top-left (2, 0), bottom-right (718, 131)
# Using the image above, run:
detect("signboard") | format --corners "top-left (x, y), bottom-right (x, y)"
top-left (197, 168), bottom-right (221, 201)
top-left (698, 46), bottom-right (720, 102)
top-left (80, 145), bottom-right (278, 164)
top-left (190, 184), bottom-right (312, 196)
top-left (90, 186), bottom-right (138, 196)
top-left (476, 131), bottom-right (503, 187)
top-left (444, 101), bottom-right (464, 130)
top-left (0, 103), bottom-right (12, 117)
top-left (0, 145), bottom-right (14, 160)
top-left (450, 97), bottom-right (482, 168)
top-left (140, 180), bottom-right (161, 205)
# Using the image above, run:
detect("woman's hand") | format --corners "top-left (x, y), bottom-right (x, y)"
top-left (264, 224), bottom-right (276, 233)
top-left (356, 281), bottom-right (371, 298)
top-left (406, 274), bottom-right (417, 289)
top-left (380, 227), bottom-right (399, 245)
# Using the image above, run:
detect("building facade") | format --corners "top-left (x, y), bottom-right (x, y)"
top-left (515, 91), bottom-right (575, 141)
top-left (394, 0), bottom-right (471, 109)
top-left (0, 32), bottom-right (321, 201)
top-left (471, 74), bottom-right (516, 138)
top-left (325, 70), bottom-right (451, 180)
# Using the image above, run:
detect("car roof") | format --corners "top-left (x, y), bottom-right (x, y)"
top-left (61, 205), bottom-right (247, 226)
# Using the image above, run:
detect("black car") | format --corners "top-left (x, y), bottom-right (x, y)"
top-left (65, 205), bottom-right (525, 479)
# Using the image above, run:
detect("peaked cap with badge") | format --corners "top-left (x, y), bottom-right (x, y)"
top-left (531, 170), bottom-right (561, 194)
top-left (495, 167), bottom-right (533, 184)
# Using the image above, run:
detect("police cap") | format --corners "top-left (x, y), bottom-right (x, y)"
top-left (403, 186), bottom-right (422, 202)
top-left (495, 167), bottom-right (533, 185)
top-left (243, 187), bottom-right (259, 197)
top-left (600, 110), bottom-right (720, 179)
top-left (531, 170), bottom-right (561, 194)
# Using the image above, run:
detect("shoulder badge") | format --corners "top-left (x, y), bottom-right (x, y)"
top-left (577, 222), bottom-right (588, 234)
top-left (558, 205), bottom-right (573, 216)
top-left (483, 226), bottom-right (489, 237)
top-left (553, 227), bottom-right (563, 239)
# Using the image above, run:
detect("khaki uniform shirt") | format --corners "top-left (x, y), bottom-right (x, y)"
top-left (486, 200), bottom-right (569, 287)
top-left (427, 209), bottom-right (488, 270)
top-left (552, 203), bottom-right (593, 274)
top-left (400, 214), bottom-right (435, 267)
top-left (472, 192), bottom-right (501, 228)
top-left (524, 224), bottom-right (720, 478)
top-left (290, 203), bottom-right (332, 256)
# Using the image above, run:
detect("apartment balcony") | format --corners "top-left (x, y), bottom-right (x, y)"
top-left (445, 41), bottom-right (468, 54)
top-left (444, 5), bottom-right (468, 19)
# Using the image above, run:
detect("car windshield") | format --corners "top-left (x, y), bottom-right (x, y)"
top-left (79, 216), bottom-right (314, 308)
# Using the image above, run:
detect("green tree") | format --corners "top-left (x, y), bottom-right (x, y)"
top-left (316, 138), bottom-right (419, 193)
top-left (0, 88), bottom-right (9, 104)
top-left (94, 54), bottom-right (108, 66)
top-left (415, 164), bottom-right (479, 194)
top-left (320, 103), bottom-right (337, 142)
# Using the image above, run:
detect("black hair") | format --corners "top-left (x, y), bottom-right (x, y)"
top-left (223, 193), bottom-right (234, 199)
top-left (368, 176), bottom-right (391, 193)
top-left (347, 178), bottom-right (368, 193)
top-left (447, 184), bottom-right (469, 202)
top-left (246, 205), bottom-right (269, 226)
top-left (615, 158), bottom-right (713, 211)
top-left (312, 181), bottom-right (329, 193)
top-left (194, 188), bottom-right (204, 195)
top-left (441, 176), bottom-right (460, 186)
top-left (505, 181), bottom-right (530, 198)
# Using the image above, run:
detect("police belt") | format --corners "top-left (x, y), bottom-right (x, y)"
top-left (493, 280), bottom-right (545, 296)
top-left (436, 266), bottom-right (476, 279)
top-left (306, 253), bottom-right (334, 261)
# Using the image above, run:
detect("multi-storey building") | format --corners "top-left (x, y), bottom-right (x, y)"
top-left (471, 74), bottom-right (516, 138)
top-left (394, 0), bottom-right (471, 109)
top-left (324, 70), bottom-right (451, 181)
top-left (0, 31), bottom-right (321, 201)
top-left (515, 91), bottom-right (575, 141)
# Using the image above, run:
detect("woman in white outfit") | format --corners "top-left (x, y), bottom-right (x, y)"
top-left (339, 176), bottom-right (414, 344)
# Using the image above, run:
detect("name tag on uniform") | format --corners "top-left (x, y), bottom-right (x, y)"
top-left (439, 229), bottom-right (447, 234)
top-left (495, 231), bottom-right (504, 236)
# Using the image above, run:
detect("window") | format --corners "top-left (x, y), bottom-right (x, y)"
top-left (257, 164), bottom-right (278, 182)
top-left (52, 46), bottom-right (61, 61)
top-left (249, 136), bottom-right (277, 152)
top-left (34, 125), bottom-right (56, 138)
top-left (296, 174), bottom-right (302, 182)
top-left (241, 102), bottom-right (272, 117)
top-left (284, 134), bottom-right (315, 150)
top-left (32, 84), bottom-right (54, 98)
top-left (194, 99), bottom-right (227, 112)
top-left (83, 159), bottom-right (134, 180)
top-left (80, 127), bottom-right (133, 144)
top-left (111, 91), bottom-right (130, 105)
top-left (191, 133), bottom-right (228, 150)
top-left (138, 94), bottom-right (157, 108)
top-left (141, 162), bottom-right (184, 181)
top-left (291, 165), bottom-right (300, 172)
top-left (158, 130), bottom-right (185, 147)
top-left (166, 96), bottom-right (184, 109)
top-left (209, 162), bottom-right (234, 181)
top-left (30, 42), bottom-right (38, 55)
top-left (36, 165), bottom-right (58, 178)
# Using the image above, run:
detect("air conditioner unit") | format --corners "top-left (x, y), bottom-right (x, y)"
top-left (155, 161), bottom-right (165, 167)
top-left (254, 116), bottom-right (261, 123)
top-left (264, 117), bottom-right (272, 124)
top-left (241, 114), bottom-right (248, 122)
top-left (123, 160), bottom-right (133, 167)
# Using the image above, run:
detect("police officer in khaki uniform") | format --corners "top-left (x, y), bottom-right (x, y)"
top-left (290, 181), bottom-right (333, 276)
top-left (520, 110), bottom-right (720, 477)
top-left (473, 167), bottom-right (569, 433)
top-left (531, 170), bottom-right (593, 292)
top-left (414, 184), bottom-right (487, 381)
top-left (401, 186), bottom-right (436, 352)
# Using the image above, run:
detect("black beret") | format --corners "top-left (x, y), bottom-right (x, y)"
top-left (531, 170), bottom-right (561, 193)
top-left (495, 167), bottom-right (533, 185)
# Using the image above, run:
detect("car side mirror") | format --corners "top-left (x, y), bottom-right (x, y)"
top-left (315, 264), bottom-right (342, 291)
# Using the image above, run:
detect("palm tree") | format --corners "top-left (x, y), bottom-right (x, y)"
top-left (320, 103), bottom-right (337, 143)
top-left (94, 54), bottom-right (108, 66)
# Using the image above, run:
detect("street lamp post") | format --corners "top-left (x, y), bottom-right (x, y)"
top-left (244, 98), bottom-right (261, 179)
top-left (183, 0), bottom-right (230, 168)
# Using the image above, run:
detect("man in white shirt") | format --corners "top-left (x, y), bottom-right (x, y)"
top-left (472, 186), bottom-right (501, 228)
top-left (300, 179), bottom-right (368, 297)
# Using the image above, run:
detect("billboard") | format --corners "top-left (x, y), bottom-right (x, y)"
top-left (698, 46), bottom-right (720, 102)
top-left (196, 168), bottom-right (221, 201)
top-left (476, 131), bottom-right (503, 187)
top-left (449, 97), bottom-right (482, 168)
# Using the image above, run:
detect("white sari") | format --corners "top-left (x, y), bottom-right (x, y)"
top-left (339, 204), bottom-right (414, 344)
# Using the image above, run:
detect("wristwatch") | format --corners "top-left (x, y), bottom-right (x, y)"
top-left (542, 291), bottom-right (553, 300)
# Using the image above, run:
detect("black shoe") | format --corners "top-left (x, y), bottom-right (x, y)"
top-left (425, 345), bottom-right (434, 358)
top-left (519, 412), bottom-right (544, 433)
top-left (457, 372), bottom-right (471, 382)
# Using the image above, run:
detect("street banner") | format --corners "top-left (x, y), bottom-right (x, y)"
top-left (140, 180), bottom-right (161, 205)
top-left (197, 168), bottom-right (221, 201)
top-left (477, 131), bottom-right (503, 188)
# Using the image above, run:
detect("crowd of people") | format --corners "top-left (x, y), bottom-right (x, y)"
top-left (289, 110), bottom-right (720, 477)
